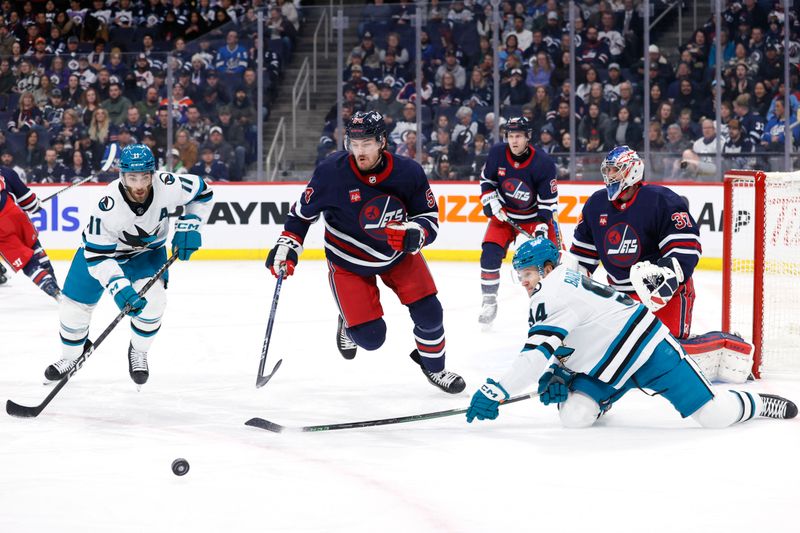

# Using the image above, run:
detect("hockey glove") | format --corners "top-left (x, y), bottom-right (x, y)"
top-left (537, 363), bottom-right (575, 406)
top-left (171, 214), bottom-right (202, 261)
top-left (480, 190), bottom-right (508, 222)
top-left (533, 222), bottom-right (549, 238)
top-left (466, 378), bottom-right (510, 423)
top-left (385, 221), bottom-right (426, 254)
top-left (266, 231), bottom-right (303, 278)
top-left (630, 257), bottom-right (684, 312)
top-left (107, 276), bottom-right (146, 317)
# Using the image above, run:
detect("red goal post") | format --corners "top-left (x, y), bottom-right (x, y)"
top-left (722, 170), bottom-right (800, 378)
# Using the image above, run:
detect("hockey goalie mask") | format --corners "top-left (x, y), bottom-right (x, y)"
top-left (601, 146), bottom-right (644, 201)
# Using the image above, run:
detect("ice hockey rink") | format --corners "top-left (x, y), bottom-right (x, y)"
top-left (1, 260), bottom-right (798, 533)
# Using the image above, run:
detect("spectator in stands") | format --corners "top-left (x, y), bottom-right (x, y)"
top-left (43, 89), bottom-right (67, 129)
top-left (766, 82), bottom-right (800, 121)
top-left (381, 32), bottom-right (410, 66)
top-left (174, 128), bottom-right (199, 170)
top-left (435, 49), bottom-right (466, 90)
top-left (678, 118), bottom-right (720, 177)
top-left (191, 145), bottom-right (229, 181)
top-left (64, 148), bottom-right (91, 183)
top-left (432, 72), bottom-right (464, 107)
top-left (100, 83), bottom-right (132, 126)
top-left (395, 129), bottom-right (417, 159)
top-left (579, 102), bottom-right (610, 147)
top-left (0, 59), bottom-right (15, 95)
top-left (31, 148), bottom-right (68, 183)
top-left (463, 67), bottom-right (492, 109)
top-left (18, 130), bottom-right (44, 172)
top-left (426, 127), bottom-right (452, 161)
top-left (202, 125), bottom-right (240, 180)
top-left (708, 28), bottom-right (734, 72)
top-left (505, 15), bottom-right (533, 54)
top-left (276, 0), bottom-right (299, 31)
top-left (32, 75), bottom-right (54, 109)
top-left (215, 30), bottom-right (249, 76)
top-left (14, 60), bottom-right (40, 94)
top-left (451, 106), bottom-right (478, 144)
top-left (92, 69), bottom-right (112, 102)
top-left (135, 86), bottom-right (161, 127)
top-left (63, 74), bottom-right (82, 108)
top-left (733, 94), bottom-right (765, 145)
top-left (677, 108), bottom-right (701, 141)
top-left (351, 31), bottom-right (382, 71)
top-left (133, 54), bottom-right (155, 92)
top-left (604, 106), bottom-right (642, 150)
top-left (216, 106), bottom-right (247, 164)
top-left (655, 101), bottom-right (676, 135)
top-left (550, 51), bottom-right (571, 90)
top-left (500, 67), bottom-right (531, 105)
top-left (368, 82), bottom-right (403, 120)
top-left (88, 107), bottom-right (117, 152)
top-left (267, 5), bottom-right (297, 57)
top-left (78, 87), bottom-right (100, 128)
top-left (527, 51), bottom-right (553, 90)
top-left (761, 99), bottom-right (800, 150)
top-left (648, 83), bottom-right (665, 118)
top-left (358, 0), bottom-right (392, 37)
top-left (498, 35), bottom-right (524, 72)
top-left (179, 106), bottom-right (206, 144)
top-left (230, 86), bottom-right (254, 132)
top-left (751, 81), bottom-right (771, 119)
top-left (1, 149), bottom-right (26, 182)
top-left (390, 102), bottom-right (418, 145)
top-left (8, 91), bottom-right (42, 132)
top-left (648, 122), bottom-right (668, 176)
top-left (428, 153), bottom-right (453, 180)
top-left (577, 25), bottom-right (611, 71)
top-left (376, 50), bottom-right (408, 90)
top-left (576, 67), bottom-right (599, 102)
top-left (723, 118), bottom-right (757, 170)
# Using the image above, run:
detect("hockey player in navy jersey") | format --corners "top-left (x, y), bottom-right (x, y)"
top-left (44, 144), bottom-right (213, 386)
top-left (0, 165), bottom-right (60, 300)
top-left (466, 237), bottom-right (797, 427)
top-left (569, 146), bottom-right (756, 382)
top-left (266, 110), bottom-right (466, 394)
top-left (478, 116), bottom-right (558, 326)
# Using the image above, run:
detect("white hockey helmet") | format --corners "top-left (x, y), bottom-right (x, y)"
top-left (600, 146), bottom-right (644, 201)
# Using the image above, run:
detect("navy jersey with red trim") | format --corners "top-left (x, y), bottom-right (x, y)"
top-left (284, 151), bottom-right (439, 276)
top-left (0, 166), bottom-right (38, 213)
top-left (569, 184), bottom-right (701, 293)
top-left (479, 142), bottom-right (558, 222)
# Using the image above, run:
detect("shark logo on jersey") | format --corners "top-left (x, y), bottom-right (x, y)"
top-left (500, 178), bottom-right (533, 209)
top-left (359, 194), bottom-right (406, 241)
top-left (120, 224), bottom-right (160, 249)
top-left (99, 196), bottom-right (115, 211)
top-left (603, 222), bottom-right (641, 267)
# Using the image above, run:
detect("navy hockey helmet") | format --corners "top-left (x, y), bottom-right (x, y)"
top-left (504, 116), bottom-right (532, 139)
top-left (345, 110), bottom-right (387, 149)
top-left (513, 237), bottom-right (560, 275)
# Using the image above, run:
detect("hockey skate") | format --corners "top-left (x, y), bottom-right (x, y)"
top-left (41, 278), bottom-right (61, 302)
top-left (758, 394), bottom-right (798, 419)
top-left (409, 349), bottom-right (466, 394)
top-left (128, 343), bottom-right (149, 387)
top-left (336, 315), bottom-right (357, 360)
top-left (478, 295), bottom-right (498, 326)
top-left (44, 357), bottom-right (76, 383)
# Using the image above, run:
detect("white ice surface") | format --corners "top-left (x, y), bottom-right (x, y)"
top-left (1, 261), bottom-right (798, 533)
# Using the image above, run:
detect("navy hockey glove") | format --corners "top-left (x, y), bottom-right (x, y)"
top-left (537, 363), bottom-right (575, 406)
top-left (107, 276), bottom-right (146, 317)
top-left (480, 190), bottom-right (508, 222)
top-left (266, 231), bottom-right (303, 278)
top-left (172, 214), bottom-right (202, 261)
top-left (532, 222), bottom-right (549, 238)
top-left (466, 378), bottom-right (510, 423)
top-left (630, 257), bottom-right (684, 312)
top-left (385, 221), bottom-right (426, 254)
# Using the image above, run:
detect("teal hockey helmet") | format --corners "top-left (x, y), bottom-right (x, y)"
top-left (512, 237), bottom-right (560, 275)
top-left (119, 144), bottom-right (156, 173)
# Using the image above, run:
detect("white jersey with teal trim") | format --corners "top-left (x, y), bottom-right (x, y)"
top-left (82, 171), bottom-right (213, 286)
top-left (500, 264), bottom-right (670, 394)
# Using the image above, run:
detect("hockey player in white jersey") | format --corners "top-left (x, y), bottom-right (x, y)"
top-left (466, 237), bottom-right (797, 427)
top-left (44, 144), bottom-right (213, 386)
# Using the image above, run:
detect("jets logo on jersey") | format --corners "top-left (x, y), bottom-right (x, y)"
top-left (120, 224), bottom-right (160, 248)
top-left (500, 178), bottom-right (533, 209)
top-left (359, 194), bottom-right (406, 241)
top-left (99, 196), bottom-right (115, 211)
top-left (603, 222), bottom-right (641, 267)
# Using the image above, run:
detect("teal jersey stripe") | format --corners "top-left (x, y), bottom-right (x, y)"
top-left (608, 319), bottom-right (661, 387)
top-left (589, 306), bottom-right (647, 378)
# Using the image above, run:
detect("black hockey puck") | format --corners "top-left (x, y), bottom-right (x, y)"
top-left (171, 458), bottom-right (190, 476)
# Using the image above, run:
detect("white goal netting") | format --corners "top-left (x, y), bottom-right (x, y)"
top-left (726, 171), bottom-right (800, 376)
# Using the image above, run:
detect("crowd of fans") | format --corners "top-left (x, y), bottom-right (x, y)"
top-left (0, 0), bottom-right (300, 183)
top-left (318, 0), bottom-right (800, 181)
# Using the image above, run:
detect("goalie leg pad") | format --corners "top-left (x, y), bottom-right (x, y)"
top-left (130, 277), bottom-right (167, 352)
top-left (681, 331), bottom-right (754, 384)
top-left (558, 392), bottom-right (602, 429)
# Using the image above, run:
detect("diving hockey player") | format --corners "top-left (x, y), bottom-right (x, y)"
top-left (569, 146), bottom-right (755, 382)
top-left (466, 237), bottom-right (797, 427)
top-left (266, 110), bottom-right (465, 394)
top-left (0, 165), bottom-right (60, 299)
top-left (478, 116), bottom-right (558, 326)
top-left (44, 144), bottom-right (213, 386)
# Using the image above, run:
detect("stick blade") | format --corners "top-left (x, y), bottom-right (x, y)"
top-left (6, 399), bottom-right (41, 418)
top-left (245, 417), bottom-right (285, 433)
top-left (255, 359), bottom-right (283, 388)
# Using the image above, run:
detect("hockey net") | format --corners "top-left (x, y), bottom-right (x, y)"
top-left (723, 170), bottom-right (800, 378)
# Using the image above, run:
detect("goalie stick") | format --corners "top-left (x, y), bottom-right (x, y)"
top-left (255, 267), bottom-right (285, 388)
top-left (39, 144), bottom-right (117, 203)
top-left (244, 393), bottom-right (533, 433)
top-left (6, 254), bottom-right (177, 418)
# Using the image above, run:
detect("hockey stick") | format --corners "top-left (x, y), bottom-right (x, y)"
top-left (506, 219), bottom-right (534, 239)
top-left (6, 254), bottom-right (177, 418)
top-left (255, 267), bottom-right (285, 388)
top-left (245, 393), bottom-right (534, 433)
top-left (40, 144), bottom-right (117, 203)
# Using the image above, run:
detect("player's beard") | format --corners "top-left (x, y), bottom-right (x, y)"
top-left (355, 151), bottom-right (382, 173)
top-left (126, 185), bottom-right (150, 203)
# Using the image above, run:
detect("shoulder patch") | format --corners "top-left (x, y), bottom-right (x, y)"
top-left (159, 172), bottom-right (175, 185)
top-left (304, 186), bottom-right (314, 204)
top-left (99, 196), bottom-right (115, 211)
